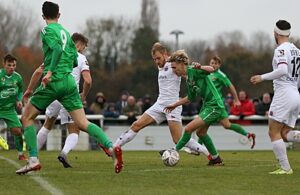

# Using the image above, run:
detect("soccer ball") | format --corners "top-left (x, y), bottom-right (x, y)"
top-left (161, 149), bottom-right (180, 167)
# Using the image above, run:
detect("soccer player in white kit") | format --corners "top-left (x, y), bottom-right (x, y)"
top-left (251, 20), bottom-right (300, 175)
top-left (103, 42), bottom-right (210, 158)
top-left (26, 33), bottom-right (92, 168)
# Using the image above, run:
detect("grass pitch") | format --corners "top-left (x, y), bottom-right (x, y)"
top-left (1, 150), bottom-right (300, 195)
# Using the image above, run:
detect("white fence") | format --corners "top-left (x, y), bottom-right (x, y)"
top-left (0, 115), bottom-right (295, 151)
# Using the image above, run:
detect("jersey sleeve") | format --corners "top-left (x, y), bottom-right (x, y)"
top-left (17, 75), bottom-right (23, 101)
top-left (78, 55), bottom-right (90, 72)
top-left (218, 72), bottom-right (232, 87)
top-left (274, 48), bottom-right (288, 67)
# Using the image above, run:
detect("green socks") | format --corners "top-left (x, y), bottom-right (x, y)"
top-left (14, 135), bottom-right (23, 153)
top-left (176, 132), bottom-right (191, 151)
top-left (229, 123), bottom-right (248, 136)
top-left (87, 123), bottom-right (113, 148)
top-left (24, 125), bottom-right (38, 157)
top-left (198, 134), bottom-right (218, 156)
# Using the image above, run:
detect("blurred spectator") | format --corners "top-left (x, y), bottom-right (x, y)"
top-left (255, 92), bottom-right (272, 116)
top-left (224, 93), bottom-right (234, 114)
top-left (103, 103), bottom-right (120, 118)
top-left (182, 101), bottom-right (199, 116)
top-left (230, 90), bottom-right (255, 125)
top-left (136, 98), bottom-right (144, 113)
top-left (83, 100), bottom-right (93, 114)
top-left (252, 98), bottom-right (260, 107)
top-left (89, 92), bottom-right (107, 114)
top-left (123, 96), bottom-right (142, 124)
top-left (142, 94), bottom-right (153, 113)
top-left (115, 91), bottom-right (129, 114)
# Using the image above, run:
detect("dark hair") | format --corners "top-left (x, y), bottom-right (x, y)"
top-left (42, 1), bottom-right (59, 19)
top-left (71, 33), bottom-right (89, 45)
top-left (3, 54), bottom-right (17, 63)
top-left (211, 55), bottom-right (221, 64)
top-left (276, 20), bottom-right (291, 30)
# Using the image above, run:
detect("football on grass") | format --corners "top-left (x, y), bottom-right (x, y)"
top-left (161, 149), bottom-right (179, 167)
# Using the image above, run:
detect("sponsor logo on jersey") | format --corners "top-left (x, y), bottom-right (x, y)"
top-left (0, 88), bottom-right (17, 98)
top-left (158, 75), bottom-right (167, 79)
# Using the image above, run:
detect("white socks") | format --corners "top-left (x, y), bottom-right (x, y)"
top-left (185, 138), bottom-right (210, 156)
top-left (37, 126), bottom-right (50, 150)
top-left (114, 129), bottom-right (137, 147)
top-left (272, 139), bottom-right (291, 171)
top-left (62, 133), bottom-right (78, 154)
top-left (286, 130), bottom-right (300, 142)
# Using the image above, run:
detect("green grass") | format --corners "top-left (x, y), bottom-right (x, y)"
top-left (1, 150), bottom-right (300, 195)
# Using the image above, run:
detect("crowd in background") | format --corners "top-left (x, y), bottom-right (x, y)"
top-left (83, 89), bottom-right (272, 124)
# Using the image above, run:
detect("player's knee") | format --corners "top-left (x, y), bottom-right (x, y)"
top-left (196, 130), bottom-right (205, 137)
top-left (10, 128), bottom-right (22, 136)
top-left (131, 121), bottom-right (141, 132)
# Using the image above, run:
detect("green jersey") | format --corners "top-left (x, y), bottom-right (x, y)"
top-left (186, 66), bottom-right (224, 108)
top-left (0, 69), bottom-right (23, 110)
top-left (208, 69), bottom-right (231, 99)
top-left (41, 23), bottom-right (78, 80)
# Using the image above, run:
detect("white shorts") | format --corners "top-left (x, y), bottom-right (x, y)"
top-left (145, 101), bottom-right (182, 124)
top-left (269, 90), bottom-right (300, 128)
top-left (45, 100), bottom-right (73, 125)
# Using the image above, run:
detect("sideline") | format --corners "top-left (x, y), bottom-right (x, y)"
top-left (0, 155), bottom-right (64, 195)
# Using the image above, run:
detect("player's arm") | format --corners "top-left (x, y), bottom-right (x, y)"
top-left (192, 62), bottom-right (215, 73)
top-left (164, 96), bottom-right (190, 113)
top-left (228, 84), bottom-right (241, 106)
top-left (16, 75), bottom-right (24, 109)
top-left (23, 65), bottom-right (44, 103)
top-left (250, 64), bottom-right (287, 84)
top-left (80, 70), bottom-right (92, 102)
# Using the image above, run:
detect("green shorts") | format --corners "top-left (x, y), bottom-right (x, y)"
top-left (199, 105), bottom-right (228, 125)
top-left (30, 74), bottom-right (83, 112)
top-left (0, 110), bottom-right (22, 128)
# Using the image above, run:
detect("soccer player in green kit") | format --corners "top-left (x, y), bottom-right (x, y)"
top-left (16, 1), bottom-right (123, 174)
top-left (0, 54), bottom-right (26, 160)
top-left (165, 50), bottom-right (228, 165)
top-left (196, 56), bottom-right (256, 155)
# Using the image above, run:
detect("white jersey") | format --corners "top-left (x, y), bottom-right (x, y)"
top-left (72, 52), bottom-right (90, 89)
top-left (156, 62), bottom-right (181, 105)
top-left (269, 42), bottom-right (300, 127)
top-left (272, 42), bottom-right (300, 91)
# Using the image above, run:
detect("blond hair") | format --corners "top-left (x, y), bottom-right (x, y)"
top-left (168, 50), bottom-right (189, 65)
top-left (151, 42), bottom-right (168, 56)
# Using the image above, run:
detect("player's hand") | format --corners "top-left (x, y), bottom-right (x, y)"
top-left (80, 93), bottom-right (86, 102)
top-left (22, 89), bottom-right (33, 104)
top-left (41, 71), bottom-right (52, 88)
top-left (233, 100), bottom-right (241, 107)
top-left (164, 104), bottom-right (177, 113)
top-left (192, 62), bottom-right (202, 69)
top-left (250, 75), bottom-right (262, 84)
top-left (16, 101), bottom-right (23, 110)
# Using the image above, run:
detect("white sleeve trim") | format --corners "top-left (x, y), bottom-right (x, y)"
top-left (261, 64), bottom-right (288, 80)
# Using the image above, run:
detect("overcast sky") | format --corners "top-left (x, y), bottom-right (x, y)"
top-left (3, 0), bottom-right (300, 43)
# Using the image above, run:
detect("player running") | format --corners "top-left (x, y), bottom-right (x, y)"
top-left (16, 1), bottom-right (123, 175)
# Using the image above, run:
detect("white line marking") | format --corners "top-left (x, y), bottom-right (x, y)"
top-left (0, 155), bottom-right (64, 195)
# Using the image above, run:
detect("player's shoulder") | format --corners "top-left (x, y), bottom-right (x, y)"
top-left (13, 71), bottom-right (22, 79)
top-left (216, 69), bottom-right (227, 77)
top-left (77, 52), bottom-right (88, 65)
top-left (77, 52), bottom-right (87, 61)
top-left (41, 23), bottom-right (61, 35)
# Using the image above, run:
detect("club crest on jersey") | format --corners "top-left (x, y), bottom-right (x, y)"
top-left (278, 50), bottom-right (284, 57)
top-left (85, 61), bottom-right (89, 66)
top-left (164, 67), bottom-right (168, 71)
top-left (1, 77), bottom-right (5, 82)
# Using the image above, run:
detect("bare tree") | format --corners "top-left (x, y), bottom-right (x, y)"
top-left (141, 0), bottom-right (159, 37)
top-left (248, 31), bottom-right (273, 52)
top-left (0, 3), bottom-right (39, 52)
top-left (84, 16), bottom-right (136, 72)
